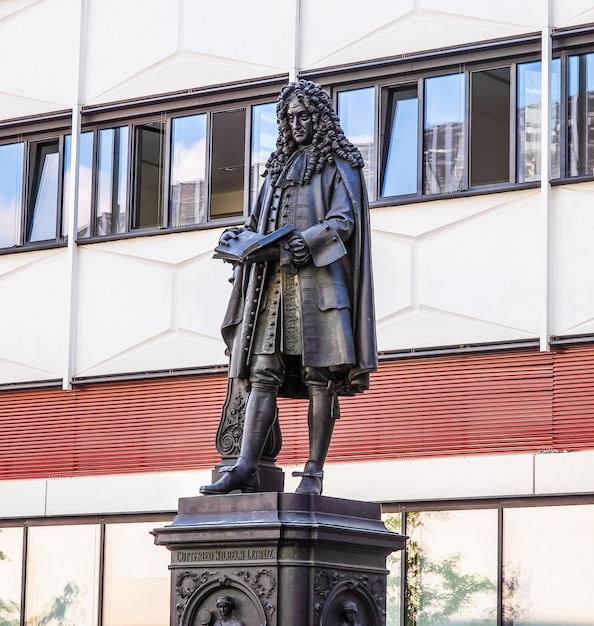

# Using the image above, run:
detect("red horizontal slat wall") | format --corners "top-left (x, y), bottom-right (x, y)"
top-left (552, 344), bottom-right (594, 450)
top-left (0, 346), bottom-right (593, 481)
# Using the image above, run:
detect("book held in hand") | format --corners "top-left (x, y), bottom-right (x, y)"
top-left (213, 224), bottom-right (295, 263)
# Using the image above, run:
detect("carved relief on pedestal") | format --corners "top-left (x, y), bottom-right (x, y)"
top-left (174, 568), bottom-right (276, 626)
top-left (314, 569), bottom-right (386, 626)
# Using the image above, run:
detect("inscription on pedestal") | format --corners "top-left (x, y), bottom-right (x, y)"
top-left (175, 547), bottom-right (277, 565)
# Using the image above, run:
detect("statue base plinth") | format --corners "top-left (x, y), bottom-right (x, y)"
top-left (153, 492), bottom-right (406, 626)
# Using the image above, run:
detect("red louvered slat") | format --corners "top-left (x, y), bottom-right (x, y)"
top-left (1, 346), bottom-right (594, 481)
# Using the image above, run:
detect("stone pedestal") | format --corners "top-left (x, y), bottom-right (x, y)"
top-left (153, 493), bottom-right (406, 626)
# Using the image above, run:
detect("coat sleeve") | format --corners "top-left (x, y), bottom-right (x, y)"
top-left (299, 168), bottom-right (354, 267)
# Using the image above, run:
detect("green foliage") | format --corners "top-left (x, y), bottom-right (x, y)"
top-left (37, 582), bottom-right (85, 626)
top-left (384, 512), bottom-right (496, 626)
top-left (0, 598), bottom-right (19, 626)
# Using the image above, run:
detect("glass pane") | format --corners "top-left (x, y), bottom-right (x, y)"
top-left (0, 527), bottom-right (23, 626)
top-left (250, 102), bottom-right (276, 208)
top-left (423, 73), bottom-right (466, 194)
top-left (405, 510), bottom-right (497, 626)
top-left (132, 122), bottom-right (164, 230)
top-left (503, 504), bottom-right (594, 626)
top-left (338, 87), bottom-right (375, 198)
top-left (62, 132), bottom-right (94, 239)
top-left (210, 109), bottom-right (246, 219)
top-left (27, 139), bottom-right (60, 242)
top-left (25, 524), bottom-right (100, 626)
top-left (382, 513), bottom-right (402, 626)
top-left (568, 52), bottom-right (594, 177)
top-left (97, 127), bottom-right (129, 235)
top-left (470, 67), bottom-right (511, 186)
top-left (0, 142), bottom-right (24, 248)
top-left (382, 84), bottom-right (419, 197)
top-left (517, 59), bottom-right (561, 183)
top-left (170, 114), bottom-right (207, 227)
top-left (103, 521), bottom-right (171, 626)
top-left (551, 58), bottom-right (561, 179)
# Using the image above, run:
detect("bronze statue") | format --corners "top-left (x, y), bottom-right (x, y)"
top-left (201, 79), bottom-right (377, 496)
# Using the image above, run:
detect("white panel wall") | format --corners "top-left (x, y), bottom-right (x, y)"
top-left (4, 449), bottom-right (594, 517)
top-left (0, 0), bottom-right (80, 120)
top-left (300, 0), bottom-right (545, 71)
top-left (83, 0), bottom-right (295, 106)
top-left (0, 250), bottom-right (68, 384)
top-left (74, 229), bottom-right (232, 377)
top-left (373, 191), bottom-right (541, 351)
top-left (551, 182), bottom-right (594, 337)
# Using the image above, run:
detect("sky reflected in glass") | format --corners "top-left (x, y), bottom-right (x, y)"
top-left (0, 142), bottom-right (23, 247)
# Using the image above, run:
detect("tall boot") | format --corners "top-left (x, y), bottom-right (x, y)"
top-left (294, 383), bottom-right (338, 496)
top-left (200, 386), bottom-right (277, 494)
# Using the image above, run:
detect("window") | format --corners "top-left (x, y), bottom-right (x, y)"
top-left (470, 67), bottom-right (511, 186)
top-left (96, 126), bottom-right (129, 235)
top-left (73, 102), bottom-right (273, 240)
top-left (250, 102), bottom-right (277, 207)
top-left (568, 52), bottom-right (594, 177)
top-left (384, 499), bottom-right (594, 626)
top-left (132, 121), bottom-right (165, 230)
top-left (170, 114), bottom-right (207, 227)
top-left (27, 138), bottom-right (62, 242)
top-left (102, 522), bottom-right (170, 626)
top-left (368, 53), bottom-right (566, 201)
top-left (0, 142), bottom-right (24, 248)
top-left (381, 84), bottom-right (419, 198)
top-left (0, 527), bottom-right (23, 626)
top-left (338, 87), bottom-right (376, 197)
top-left (25, 524), bottom-right (100, 626)
top-left (63, 131), bottom-right (94, 239)
top-left (1, 516), bottom-right (173, 626)
top-left (210, 109), bottom-right (246, 219)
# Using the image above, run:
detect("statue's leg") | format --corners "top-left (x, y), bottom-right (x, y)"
top-left (200, 384), bottom-right (278, 494)
top-left (294, 380), bottom-right (339, 496)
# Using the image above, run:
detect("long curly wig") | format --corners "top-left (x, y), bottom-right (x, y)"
top-left (265, 79), bottom-right (364, 184)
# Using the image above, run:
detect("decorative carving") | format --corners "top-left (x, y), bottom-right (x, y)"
top-left (232, 568), bottom-right (277, 618)
top-left (174, 567), bottom-right (277, 624)
top-left (314, 569), bottom-right (345, 601)
top-left (314, 570), bottom-right (387, 625)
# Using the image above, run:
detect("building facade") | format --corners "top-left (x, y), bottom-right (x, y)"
top-left (1, 1), bottom-right (594, 625)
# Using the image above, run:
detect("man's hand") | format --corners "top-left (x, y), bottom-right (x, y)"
top-left (218, 227), bottom-right (244, 246)
top-left (286, 232), bottom-right (311, 266)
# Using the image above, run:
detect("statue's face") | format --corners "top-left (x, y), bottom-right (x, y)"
top-left (287, 97), bottom-right (313, 147)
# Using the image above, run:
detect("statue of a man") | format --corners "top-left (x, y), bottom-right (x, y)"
top-left (201, 79), bottom-right (376, 496)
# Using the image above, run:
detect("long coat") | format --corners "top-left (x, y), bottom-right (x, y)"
top-left (221, 156), bottom-right (377, 399)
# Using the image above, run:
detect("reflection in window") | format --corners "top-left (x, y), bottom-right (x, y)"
top-left (25, 524), bottom-right (100, 626)
top-left (382, 513), bottom-right (402, 626)
top-left (97, 127), bottom-right (129, 236)
top-left (568, 52), bottom-right (594, 177)
top-left (517, 60), bottom-right (561, 182)
top-left (170, 114), bottom-right (207, 227)
top-left (63, 132), bottom-right (94, 239)
top-left (0, 527), bottom-right (23, 626)
top-left (381, 84), bottom-right (419, 197)
top-left (103, 522), bottom-right (170, 626)
top-left (405, 510), bottom-right (497, 626)
top-left (470, 67), bottom-right (511, 186)
top-left (132, 122), bottom-right (165, 230)
top-left (250, 102), bottom-right (276, 208)
top-left (424, 74), bottom-right (466, 194)
top-left (503, 505), bottom-right (594, 626)
top-left (210, 109), bottom-right (246, 219)
top-left (338, 87), bottom-right (376, 198)
top-left (27, 139), bottom-right (60, 242)
top-left (0, 142), bottom-right (24, 248)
